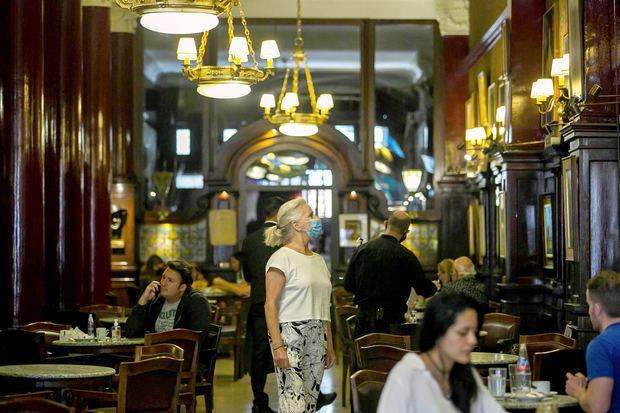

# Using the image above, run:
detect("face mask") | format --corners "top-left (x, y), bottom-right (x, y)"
top-left (306, 218), bottom-right (322, 238)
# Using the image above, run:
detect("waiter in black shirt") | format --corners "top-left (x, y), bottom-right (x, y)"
top-left (241, 197), bottom-right (283, 413)
top-left (344, 210), bottom-right (438, 338)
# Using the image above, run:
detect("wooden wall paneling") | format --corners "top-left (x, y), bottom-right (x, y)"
top-left (0, 0), bottom-right (46, 326)
top-left (82, 4), bottom-right (112, 304)
top-left (437, 175), bottom-right (469, 260)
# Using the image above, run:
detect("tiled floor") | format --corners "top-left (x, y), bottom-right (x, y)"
top-left (198, 355), bottom-right (350, 413)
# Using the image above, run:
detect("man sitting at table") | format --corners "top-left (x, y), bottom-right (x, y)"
top-left (566, 270), bottom-right (620, 413)
top-left (126, 260), bottom-right (211, 337)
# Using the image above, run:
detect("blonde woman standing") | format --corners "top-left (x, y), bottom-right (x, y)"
top-left (264, 198), bottom-right (335, 413)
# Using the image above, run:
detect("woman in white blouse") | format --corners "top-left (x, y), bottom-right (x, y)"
top-left (378, 292), bottom-right (506, 413)
top-left (264, 198), bottom-right (335, 413)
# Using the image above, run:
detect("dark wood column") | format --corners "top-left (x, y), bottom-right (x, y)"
top-left (578, 0), bottom-right (617, 123)
top-left (82, 2), bottom-right (111, 304)
top-left (0, 0), bottom-right (46, 326)
top-left (44, 0), bottom-right (84, 314)
top-left (110, 9), bottom-right (136, 181)
top-left (442, 36), bottom-right (468, 173)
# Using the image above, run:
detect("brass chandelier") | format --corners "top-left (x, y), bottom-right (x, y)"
top-left (259, 0), bottom-right (334, 137)
top-left (114, 0), bottom-right (229, 34)
top-left (176, 1), bottom-right (280, 99)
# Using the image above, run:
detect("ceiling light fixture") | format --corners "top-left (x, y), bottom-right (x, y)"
top-left (259, 0), bottom-right (333, 136)
top-left (114, 0), bottom-right (227, 34)
top-left (176, 1), bottom-right (279, 99)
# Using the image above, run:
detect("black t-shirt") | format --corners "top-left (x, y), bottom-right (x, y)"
top-left (344, 234), bottom-right (436, 315)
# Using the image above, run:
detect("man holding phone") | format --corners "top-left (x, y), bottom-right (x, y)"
top-left (126, 260), bottom-right (211, 337)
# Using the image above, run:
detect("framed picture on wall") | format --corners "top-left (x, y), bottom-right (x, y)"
top-left (477, 72), bottom-right (489, 128)
top-left (487, 82), bottom-right (496, 133)
top-left (339, 213), bottom-right (368, 247)
top-left (542, 194), bottom-right (554, 269)
top-left (465, 94), bottom-right (475, 130)
top-left (404, 221), bottom-right (439, 271)
top-left (562, 156), bottom-right (577, 261)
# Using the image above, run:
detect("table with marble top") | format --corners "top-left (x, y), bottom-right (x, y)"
top-left (498, 393), bottom-right (578, 411)
top-left (470, 352), bottom-right (519, 366)
top-left (51, 337), bottom-right (144, 355)
top-left (0, 364), bottom-right (115, 392)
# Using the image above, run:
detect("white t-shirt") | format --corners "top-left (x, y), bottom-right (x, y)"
top-left (266, 246), bottom-right (332, 323)
top-left (377, 353), bottom-right (506, 413)
top-left (154, 300), bottom-right (180, 332)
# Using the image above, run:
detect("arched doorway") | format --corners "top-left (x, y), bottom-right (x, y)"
top-left (211, 119), bottom-right (371, 268)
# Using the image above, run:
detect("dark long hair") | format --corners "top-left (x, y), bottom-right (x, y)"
top-left (419, 292), bottom-right (482, 413)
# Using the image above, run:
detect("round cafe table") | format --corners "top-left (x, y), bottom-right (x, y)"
top-left (470, 352), bottom-right (518, 366)
top-left (0, 364), bottom-right (115, 393)
top-left (52, 337), bottom-right (144, 355)
top-left (498, 394), bottom-right (578, 411)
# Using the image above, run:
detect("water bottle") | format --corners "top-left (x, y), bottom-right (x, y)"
top-left (111, 319), bottom-right (121, 342)
top-left (87, 314), bottom-right (95, 338)
top-left (515, 343), bottom-right (531, 394)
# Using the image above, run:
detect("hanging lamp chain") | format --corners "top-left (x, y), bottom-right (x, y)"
top-left (238, 3), bottom-right (259, 68)
top-left (197, 30), bottom-right (209, 66)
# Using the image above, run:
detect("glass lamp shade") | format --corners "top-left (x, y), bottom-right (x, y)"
top-left (316, 93), bottom-right (334, 111)
top-left (495, 105), bottom-right (506, 123)
top-left (402, 169), bottom-right (423, 193)
top-left (140, 11), bottom-right (219, 34)
top-left (537, 78), bottom-right (554, 97)
top-left (197, 82), bottom-right (251, 99)
top-left (177, 37), bottom-right (198, 61)
top-left (259, 94), bottom-right (276, 109)
top-left (465, 127), bottom-right (487, 142)
top-left (279, 122), bottom-right (318, 137)
top-left (228, 37), bottom-right (249, 62)
top-left (281, 92), bottom-right (300, 112)
top-left (260, 40), bottom-right (280, 59)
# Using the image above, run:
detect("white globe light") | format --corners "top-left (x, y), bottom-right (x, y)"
top-left (140, 11), bottom-right (219, 35)
top-left (278, 122), bottom-right (318, 137)
top-left (196, 83), bottom-right (251, 99)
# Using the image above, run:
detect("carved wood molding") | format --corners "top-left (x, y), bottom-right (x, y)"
top-left (461, 8), bottom-right (509, 71)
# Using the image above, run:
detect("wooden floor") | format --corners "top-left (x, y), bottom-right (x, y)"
top-left (195, 355), bottom-right (350, 413)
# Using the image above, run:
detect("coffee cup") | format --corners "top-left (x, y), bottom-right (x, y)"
top-left (532, 380), bottom-right (551, 394)
top-left (96, 327), bottom-right (109, 341)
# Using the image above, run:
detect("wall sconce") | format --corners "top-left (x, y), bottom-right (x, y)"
top-left (530, 54), bottom-right (571, 120)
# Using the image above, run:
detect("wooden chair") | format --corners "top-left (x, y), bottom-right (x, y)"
top-left (332, 286), bottom-right (355, 307)
top-left (134, 343), bottom-right (185, 361)
top-left (533, 348), bottom-right (586, 389)
top-left (519, 333), bottom-right (577, 368)
top-left (21, 322), bottom-right (71, 358)
top-left (481, 313), bottom-right (520, 352)
top-left (65, 356), bottom-right (182, 413)
top-left (145, 328), bottom-right (200, 413)
top-left (354, 333), bottom-right (412, 370)
top-left (79, 304), bottom-right (125, 327)
top-left (195, 324), bottom-right (222, 413)
top-left (389, 323), bottom-right (421, 351)
top-left (350, 369), bottom-right (388, 413)
top-left (0, 396), bottom-right (75, 413)
top-left (358, 344), bottom-right (410, 372)
top-left (219, 298), bottom-right (250, 381)
top-left (0, 329), bottom-right (46, 364)
top-left (335, 305), bottom-right (357, 406)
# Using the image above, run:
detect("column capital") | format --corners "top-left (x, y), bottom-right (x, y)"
top-left (435, 0), bottom-right (469, 36)
top-left (111, 7), bottom-right (138, 33)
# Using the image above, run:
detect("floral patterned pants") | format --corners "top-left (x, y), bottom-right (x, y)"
top-left (272, 319), bottom-right (327, 413)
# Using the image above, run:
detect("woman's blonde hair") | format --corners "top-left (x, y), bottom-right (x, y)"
top-left (264, 198), bottom-right (307, 247)
top-left (438, 258), bottom-right (455, 281)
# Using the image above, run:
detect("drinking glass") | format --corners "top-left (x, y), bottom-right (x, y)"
top-left (488, 373), bottom-right (506, 397)
top-left (508, 364), bottom-right (517, 393)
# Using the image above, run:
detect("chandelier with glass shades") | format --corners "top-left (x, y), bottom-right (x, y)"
top-left (259, 0), bottom-right (334, 137)
top-left (175, 1), bottom-right (280, 99)
top-left (114, 0), bottom-right (231, 34)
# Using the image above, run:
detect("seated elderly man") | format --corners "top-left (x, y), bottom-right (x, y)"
top-left (126, 260), bottom-right (211, 337)
top-left (441, 256), bottom-right (488, 313)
